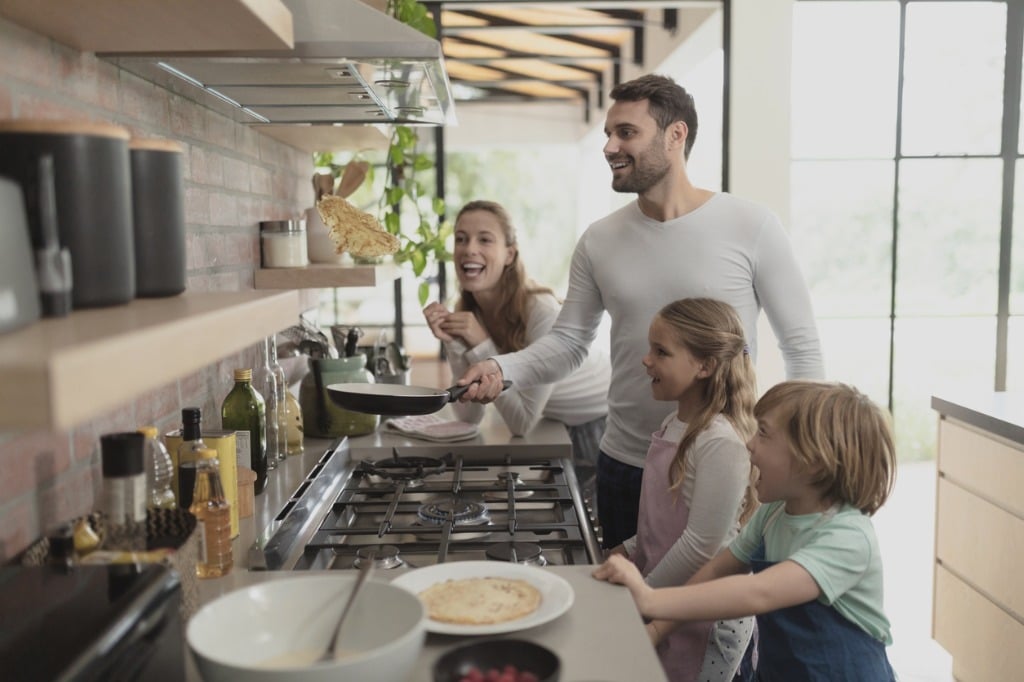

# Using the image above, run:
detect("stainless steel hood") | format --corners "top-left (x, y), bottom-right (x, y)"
top-left (102, 0), bottom-right (455, 126)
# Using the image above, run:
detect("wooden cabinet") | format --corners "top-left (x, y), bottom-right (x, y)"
top-left (933, 404), bottom-right (1024, 682)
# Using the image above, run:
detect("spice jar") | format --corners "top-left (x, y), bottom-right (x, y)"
top-left (99, 431), bottom-right (147, 551)
top-left (260, 219), bottom-right (308, 268)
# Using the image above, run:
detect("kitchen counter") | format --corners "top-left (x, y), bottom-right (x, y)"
top-left (193, 566), bottom-right (667, 682)
top-left (186, 412), bottom-right (668, 681)
top-left (931, 391), bottom-right (1024, 445)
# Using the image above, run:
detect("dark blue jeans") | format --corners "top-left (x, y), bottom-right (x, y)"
top-left (596, 451), bottom-right (644, 550)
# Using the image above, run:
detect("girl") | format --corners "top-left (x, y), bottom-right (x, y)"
top-left (611, 298), bottom-right (758, 682)
top-left (423, 200), bottom-right (610, 501)
top-left (595, 380), bottom-right (898, 682)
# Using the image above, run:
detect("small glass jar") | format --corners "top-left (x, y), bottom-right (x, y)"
top-left (260, 219), bottom-right (308, 268)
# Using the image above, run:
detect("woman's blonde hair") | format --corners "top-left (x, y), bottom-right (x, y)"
top-left (453, 200), bottom-right (553, 352)
top-left (754, 380), bottom-right (896, 515)
top-left (657, 298), bottom-right (759, 523)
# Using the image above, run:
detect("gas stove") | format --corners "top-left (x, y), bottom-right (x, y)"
top-left (259, 439), bottom-right (601, 572)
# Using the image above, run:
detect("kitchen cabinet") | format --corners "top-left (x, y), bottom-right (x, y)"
top-left (254, 261), bottom-right (402, 289)
top-left (0, 0), bottom-right (293, 52)
top-left (0, 290), bottom-right (300, 431)
top-left (932, 393), bottom-right (1024, 682)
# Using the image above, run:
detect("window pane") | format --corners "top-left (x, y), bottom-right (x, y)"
top-left (791, 160), bottom-right (894, 316)
top-left (896, 158), bottom-right (1001, 315)
top-left (817, 317), bottom-right (891, 406)
top-left (791, 2), bottom-right (899, 158)
top-left (893, 317), bottom-right (996, 461)
top-left (902, 2), bottom-right (1006, 156)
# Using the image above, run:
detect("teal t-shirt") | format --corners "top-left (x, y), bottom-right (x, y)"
top-left (729, 501), bottom-right (893, 645)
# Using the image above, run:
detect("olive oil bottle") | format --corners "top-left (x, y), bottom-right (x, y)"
top-left (189, 448), bottom-right (232, 578)
top-left (221, 368), bottom-right (267, 494)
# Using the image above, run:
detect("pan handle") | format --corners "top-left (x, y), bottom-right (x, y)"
top-left (446, 380), bottom-right (513, 403)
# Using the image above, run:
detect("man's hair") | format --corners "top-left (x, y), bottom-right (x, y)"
top-left (610, 74), bottom-right (698, 159)
top-left (755, 381), bottom-right (897, 515)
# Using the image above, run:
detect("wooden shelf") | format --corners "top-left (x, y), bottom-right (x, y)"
top-left (252, 125), bottom-right (390, 154)
top-left (254, 263), bottom-right (402, 289)
top-left (0, 290), bottom-right (300, 431)
top-left (0, 0), bottom-right (294, 52)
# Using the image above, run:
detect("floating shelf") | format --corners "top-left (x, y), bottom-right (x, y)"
top-left (0, 0), bottom-right (294, 52)
top-left (0, 290), bottom-right (300, 431)
top-left (254, 263), bottom-right (402, 289)
top-left (252, 125), bottom-right (390, 154)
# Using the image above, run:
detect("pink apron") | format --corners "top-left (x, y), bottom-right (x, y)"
top-left (632, 427), bottom-right (713, 682)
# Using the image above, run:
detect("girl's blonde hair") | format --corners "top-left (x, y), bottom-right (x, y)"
top-left (754, 380), bottom-right (896, 515)
top-left (657, 298), bottom-right (759, 523)
top-left (453, 200), bottom-right (554, 352)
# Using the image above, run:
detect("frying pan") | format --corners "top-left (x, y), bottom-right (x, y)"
top-left (327, 380), bottom-right (512, 416)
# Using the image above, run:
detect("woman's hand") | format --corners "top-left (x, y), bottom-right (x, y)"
top-left (423, 302), bottom-right (454, 342)
top-left (439, 311), bottom-right (489, 347)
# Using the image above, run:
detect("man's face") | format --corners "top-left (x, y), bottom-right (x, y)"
top-left (603, 99), bottom-right (672, 194)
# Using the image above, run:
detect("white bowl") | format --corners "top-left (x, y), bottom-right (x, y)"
top-left (187, 574), bottom-right (426, 682)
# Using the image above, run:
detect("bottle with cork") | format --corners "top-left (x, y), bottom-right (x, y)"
top-left (189, 447), bottom-right (232, 578)
top-left (177, 407), bottom-right (207, 509)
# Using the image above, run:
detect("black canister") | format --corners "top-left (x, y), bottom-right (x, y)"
top-left (0, 120), bottom-right (135, 308)
top-left (130, 138), bottom-right (186, 297)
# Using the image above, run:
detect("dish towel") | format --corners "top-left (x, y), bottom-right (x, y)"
top-left (384, 414), bottom-right (480, 442)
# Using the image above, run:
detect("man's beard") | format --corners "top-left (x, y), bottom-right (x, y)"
top-left (610, 137), bottom-right (671, 194)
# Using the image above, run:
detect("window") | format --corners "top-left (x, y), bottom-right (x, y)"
top-left (792, 0), bottom-right (1020, 460)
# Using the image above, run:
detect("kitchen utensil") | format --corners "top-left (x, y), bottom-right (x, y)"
top-left (33, 155), bottom-right (72, 317)
top-left (337, 160), bottom-right (369, 198)
top-left (313, 172), bottom-right (334, 202)
top-left (186, 574), bottom-right (425, 682)
top-left (433, 639), bottom-right (561, 682)
top-left (301, 357), bottom-right (378, 438)
top-left (0, 176), bottom-right (41, 333)
top-left (344, 327), bottom-right (361, 357)
top-left (318, 556), bottom-right (372, 663)
top-left (327, 380), bottom-right (512, 417)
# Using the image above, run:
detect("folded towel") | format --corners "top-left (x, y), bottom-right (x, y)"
top-left (384, 414), bottom-right (480, 442)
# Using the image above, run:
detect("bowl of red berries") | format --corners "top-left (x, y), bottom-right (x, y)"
top-left (432, 639), bottom-right (560, 682)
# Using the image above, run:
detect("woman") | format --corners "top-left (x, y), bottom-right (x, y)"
top-left (423, 200), bottom-right (610, 504)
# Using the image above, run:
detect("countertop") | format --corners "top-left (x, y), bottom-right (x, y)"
top-left (186, 411), bottom-right (672, 681)
top-left (931, 391), bottom-right (1024, 445)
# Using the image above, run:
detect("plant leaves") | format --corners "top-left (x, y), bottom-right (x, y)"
top-left (418, 280), bottom-right (431, 306)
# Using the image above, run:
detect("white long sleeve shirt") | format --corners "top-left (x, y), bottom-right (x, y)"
top-left (445, 292), bottom-right (610, 434)
top-left (495, 193), bottom-right (824, 467)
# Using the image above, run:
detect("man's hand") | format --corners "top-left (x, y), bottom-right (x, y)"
top-left (456, 359), bottom-right (505, 403)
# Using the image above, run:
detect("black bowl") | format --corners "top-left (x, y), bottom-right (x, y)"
top-left (433, 638), bottom-right (560, 682)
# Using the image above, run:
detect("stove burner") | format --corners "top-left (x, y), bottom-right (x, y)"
top-left (486, 541), bottom-right (547, 565)
top-left (417, 499), bottom-right (490, 526)
top-left (359, 455), bottom-right (448, 485)
top-left (483, 471), bottom-right (535, 501)
top-left (353, 544), bottom-right (404, 570)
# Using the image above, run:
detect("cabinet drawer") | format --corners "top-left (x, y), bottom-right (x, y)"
top-left (938, 419), bottom-right (1024, 517)
top-left (936, 479), bottom-right (1024, 617)
top-left (934, 565), bottom-right (1024, 682)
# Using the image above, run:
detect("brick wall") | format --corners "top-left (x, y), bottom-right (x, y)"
top-left (0, 16), bottom-right (317, 561)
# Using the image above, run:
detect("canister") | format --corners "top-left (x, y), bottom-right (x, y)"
top-left (164, 429), bottom-right (240, 538)
top-left (299, 355), bottom-right (379, 438)
top-left (260, 219), bottom-right (308, 268)
top-left (129, 137), bottom-right (186, 297)
top-left (0, 120), bottom-right (135, 308)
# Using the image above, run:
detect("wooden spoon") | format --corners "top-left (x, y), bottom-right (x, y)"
top-left (313, 172), bottom-right (335, 202)
top-left (337, 160), bottom-right (369, 198)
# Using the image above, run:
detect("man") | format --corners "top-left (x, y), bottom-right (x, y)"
top-left (456, 74), bottom-right (824, 549)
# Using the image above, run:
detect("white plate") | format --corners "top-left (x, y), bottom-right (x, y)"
top-left (390, 561), bottom-right (575, 635)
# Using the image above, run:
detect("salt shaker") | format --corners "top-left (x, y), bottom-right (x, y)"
top-left (99, 432), bottom-right (147, 551)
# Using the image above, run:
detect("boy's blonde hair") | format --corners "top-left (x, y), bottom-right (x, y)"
top-left (657, 298), bottom-right (758, 522)
top-left (755, 380), bottom-right (896, 515)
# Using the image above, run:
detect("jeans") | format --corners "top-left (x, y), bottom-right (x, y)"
top-left (595, 451), bottom-right (644, 550)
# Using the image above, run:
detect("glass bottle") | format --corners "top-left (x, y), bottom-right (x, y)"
top-left (221, 368), bottom-right (267, 494)
top-left (253, 338), bottom-right (282, 471)
top-left (177, 407), bottom-right (207, 509)
top-left (282, 388), bottom-right (304, 457)
top-left (268, 335), bottom-right (294, 457)
top-left (190, 447), bottom-right (233, 578)
top-left (138, 425), bottom-right (176, 510)
top-left (99, 431), bottom-right (147, 551)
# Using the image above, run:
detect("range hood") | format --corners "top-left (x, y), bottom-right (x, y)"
top-left (102, 0), bottom-right (455, 126)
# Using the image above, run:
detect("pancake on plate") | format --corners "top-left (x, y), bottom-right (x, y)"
top-left (418, 577), bottom-right (542, 625)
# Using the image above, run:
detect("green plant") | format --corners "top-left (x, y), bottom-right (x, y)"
top-left (387, 0), bottom-right (437, 38)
